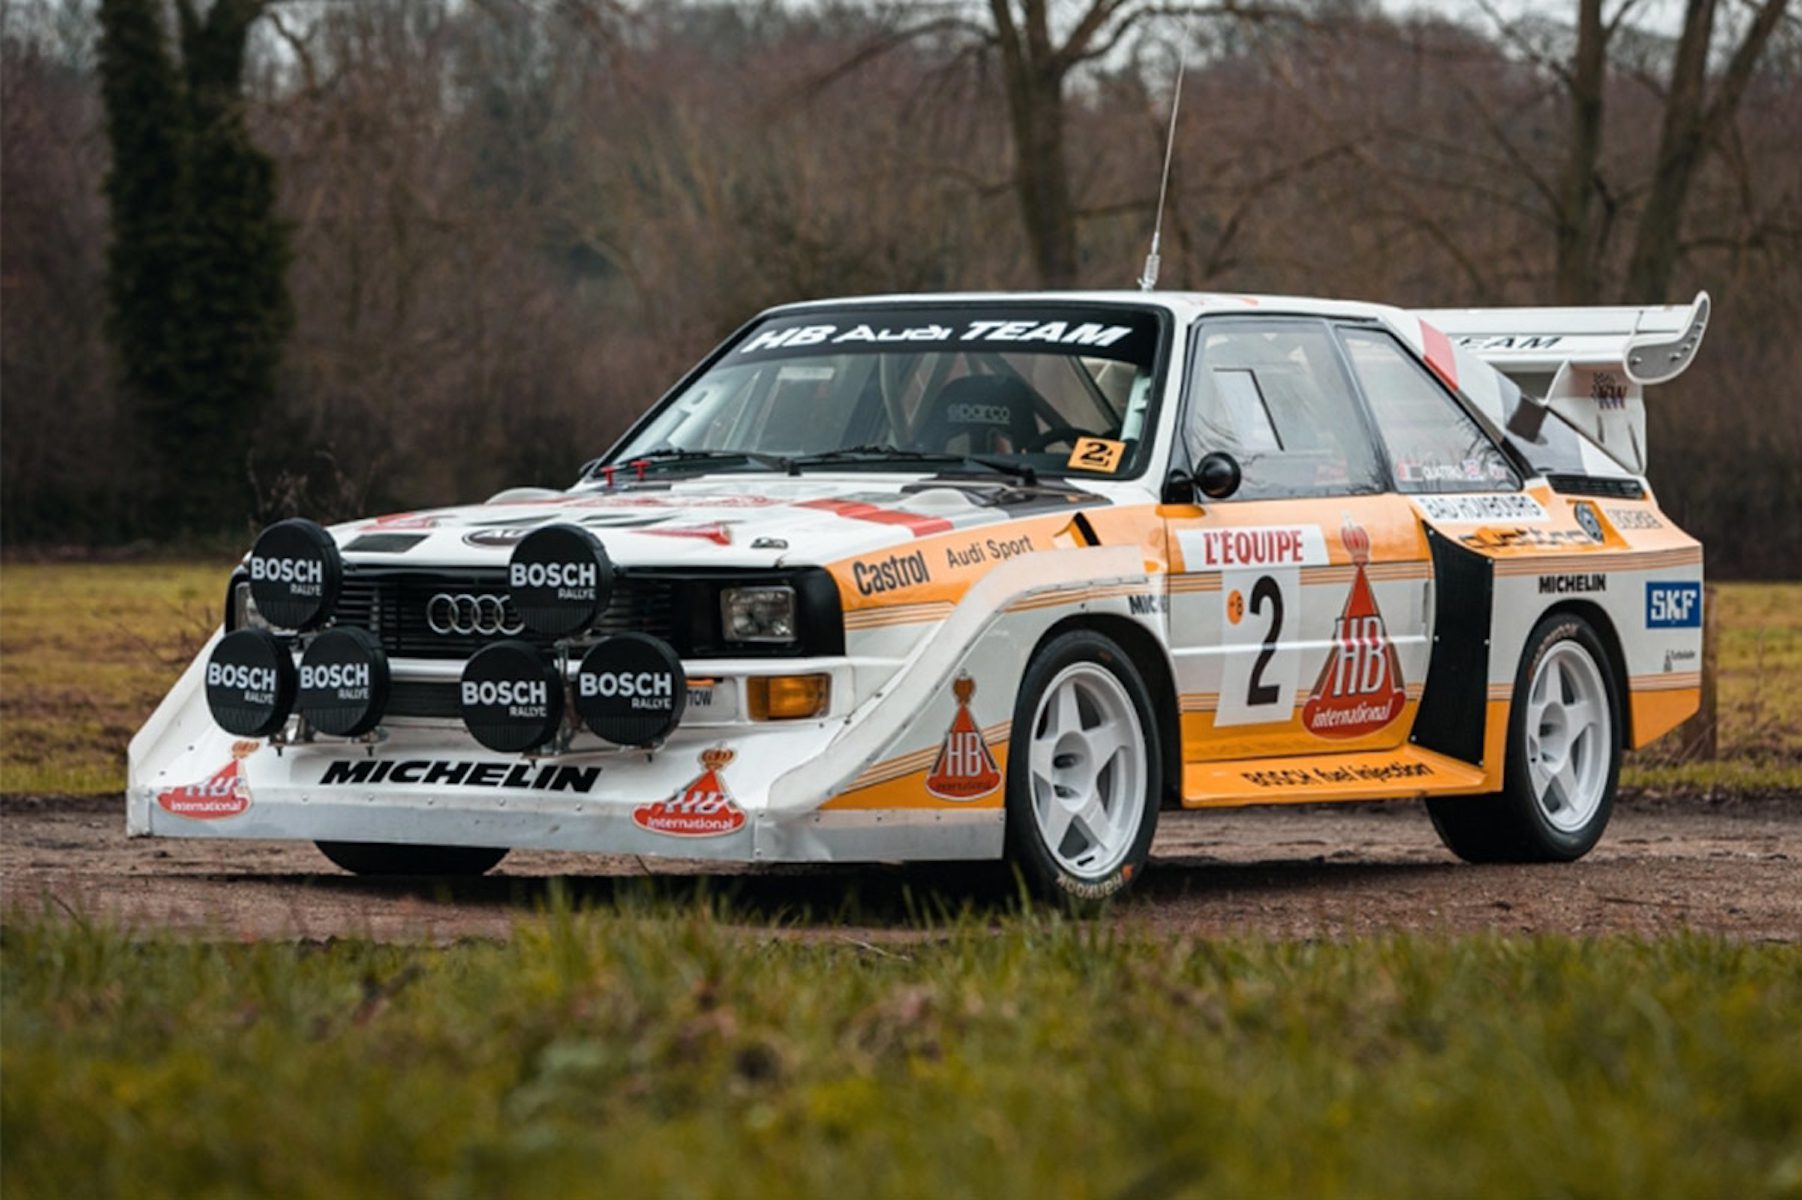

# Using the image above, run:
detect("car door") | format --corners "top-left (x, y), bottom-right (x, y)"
top-left (1163, 317), bottom-right (1433, 763)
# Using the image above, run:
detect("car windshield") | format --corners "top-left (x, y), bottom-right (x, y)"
top-left (607, 304), bottom-right (1166, 480)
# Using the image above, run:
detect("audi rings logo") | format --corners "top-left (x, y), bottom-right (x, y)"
top-left (427, 593), bottom-right (525, 636)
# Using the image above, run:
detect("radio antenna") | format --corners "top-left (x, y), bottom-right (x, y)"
top-left (1137, 52), bottom-right (1185, 292)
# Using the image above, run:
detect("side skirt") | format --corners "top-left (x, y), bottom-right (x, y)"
top-left (1181, 744), bottom-right (1491, 807)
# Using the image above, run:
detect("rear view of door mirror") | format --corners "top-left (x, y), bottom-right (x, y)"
top-left (1197, 451), bottom-right (1241, 499)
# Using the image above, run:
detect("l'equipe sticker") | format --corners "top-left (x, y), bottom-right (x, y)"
top-left (1176, 525), bottom-right (1330, 571)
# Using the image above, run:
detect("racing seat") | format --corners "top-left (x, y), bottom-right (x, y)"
top-left (912, 375), bottom-right (1040, 455)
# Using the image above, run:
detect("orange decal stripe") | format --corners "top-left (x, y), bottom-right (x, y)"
top-left (798, 498), bottom-right (954, 537)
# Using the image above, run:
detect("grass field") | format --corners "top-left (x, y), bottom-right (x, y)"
top-left (0, 562), bottom-right (1795, 795)
top-left (4, 907), bottom-right (1800, 1199)
top-left (0, 562), bottom-right (224, 794)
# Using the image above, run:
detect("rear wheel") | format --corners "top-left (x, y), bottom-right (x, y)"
top-left (1004, 630), bottom-right (1161, 908)
top-left (1427, 613), bottom-right (1621, 863)
top-left (315, 841), bottom-right (508, 877)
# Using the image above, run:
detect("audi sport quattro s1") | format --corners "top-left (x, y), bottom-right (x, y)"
top-left (130, 290), bottom-right (1710, 902)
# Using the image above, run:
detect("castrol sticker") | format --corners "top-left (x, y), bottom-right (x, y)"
top-left (633, 748), bottom-right (746, 837)
top-left (925, 676), bottom-right (1002, 801)
top-left (1176, 525), bottom-right (1329, 571)
top-left (156, 740), bottom-right (259, 819)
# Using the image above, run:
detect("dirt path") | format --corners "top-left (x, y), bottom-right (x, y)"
top-left (4, 794), bottom-right (1798, 941)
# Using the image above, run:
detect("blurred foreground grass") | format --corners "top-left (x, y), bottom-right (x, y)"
top-left (4, 908), bottom-right (1801, 1199)
top-left (0, 563), bottom-right (1795, 794)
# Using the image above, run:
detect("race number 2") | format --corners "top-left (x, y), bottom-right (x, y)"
top-left (1212, 567), bottom-right (1302, 727)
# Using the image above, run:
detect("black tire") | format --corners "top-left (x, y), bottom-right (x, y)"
top-left (315, 841), bottom-right (508, 877)
top-left (1427, 612), bottom-right (1622, 863)
top-left (1003, 630), bottom-right (1162, 909)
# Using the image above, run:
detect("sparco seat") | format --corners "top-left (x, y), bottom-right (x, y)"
top-left (913, 375), bottom-right (1039, 455)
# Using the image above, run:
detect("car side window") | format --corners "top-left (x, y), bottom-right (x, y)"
top-left (1183, 319), bottom-right (1385, 500)
top-left (1339, 328), bottom-right (1519, 493)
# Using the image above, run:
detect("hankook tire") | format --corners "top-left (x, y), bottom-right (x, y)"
top-left (1427, 613), bottom-right (1622, 863)
top-left (1004, 629), bottom-right (1160, 910)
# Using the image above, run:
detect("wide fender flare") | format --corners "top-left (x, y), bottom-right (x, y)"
top-left (767, 545), bottom-right (1149, 814)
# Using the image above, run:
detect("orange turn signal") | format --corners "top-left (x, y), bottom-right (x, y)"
top-left (748, 674), bottom-right (830, 720)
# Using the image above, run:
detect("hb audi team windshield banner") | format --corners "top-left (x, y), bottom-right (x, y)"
top-left (727, 306), bottom-right (1164, 369)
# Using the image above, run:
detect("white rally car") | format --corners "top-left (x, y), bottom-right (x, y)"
top-left (131, 290), bottom-right (1708, 901)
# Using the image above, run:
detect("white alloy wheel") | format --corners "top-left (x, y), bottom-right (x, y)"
top-left (1523, 640), bottom-right (1612, 833)
top-left (1026, 662), bottom-right (1148, 878)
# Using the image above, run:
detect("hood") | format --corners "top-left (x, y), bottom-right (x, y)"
top-left (328, 475), bottom-right (1111, 571)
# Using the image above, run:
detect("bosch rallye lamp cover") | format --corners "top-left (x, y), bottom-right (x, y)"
top-left (576, 634), bottom-right (687, 745)
top-left (459, 641), bottom-right (565, 753)
top-left (247, 519), bottom-right (342, 631)
top-left (296, 628), bottom-right (390, 737)
top-left (132, 289), bottom-right (1708, 905)
top-left (508, 523), bottom-right (612, 636)
top-left (205, 629), bottom-right (296, 737)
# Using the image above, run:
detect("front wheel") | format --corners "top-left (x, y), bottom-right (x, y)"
top-left (1004, 630), bottom-right (1161, 908)
top-left (315, 841), bottom-right (509, 877)
top-left (1427, 613), bottom-right (1621, 863)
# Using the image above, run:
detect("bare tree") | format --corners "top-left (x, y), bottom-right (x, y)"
top-left (1625, 0), bottom-right (1791, 298)
top-left (982, 0), bottom-right (1255, 286)
top-left (1474, 0), bottom-right (1790, 301)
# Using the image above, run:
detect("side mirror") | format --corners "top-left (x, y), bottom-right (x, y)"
top-left (1160, 468), bottom-right (1197, 505)
top-left (1196, 451), bottom-right (1241, 499)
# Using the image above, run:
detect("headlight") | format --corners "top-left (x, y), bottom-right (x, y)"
top-left (720, 585), bottom-right (797, 644)
top-left (232, 579), bottom-right (272, 632)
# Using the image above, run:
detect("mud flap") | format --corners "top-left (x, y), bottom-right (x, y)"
top-left (1411, 527), bottom-right (1493, 766)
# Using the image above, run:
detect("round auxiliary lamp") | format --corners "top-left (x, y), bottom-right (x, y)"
top-left (455, 523), bottom-right (687, 752)
top-left (204, 518), bottom-right (393, 741)
top-left (455, 523), bottom-right (611, 754)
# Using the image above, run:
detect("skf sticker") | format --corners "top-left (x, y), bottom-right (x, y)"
top-left (1066, 437), bottom-right (1125, 473)
top-left (1646, 582), bottom-right (1702, 629)
top-left (926, 676), bottom-right (1002, 801)
top-left (157, 740), bottom-right (259, 819)
top-left (633, 748), bottom-right (746, 837)
top-left (1302, 519), bottom-right (1406, 738)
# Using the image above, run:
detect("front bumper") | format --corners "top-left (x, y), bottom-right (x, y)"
top-left (127, 651), bottom-right (1002, 864)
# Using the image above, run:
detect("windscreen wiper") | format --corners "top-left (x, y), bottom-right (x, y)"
top-left (597, 447), bottom-right (797, 477)
top-left (790, 446), bottom-right (1038, 486)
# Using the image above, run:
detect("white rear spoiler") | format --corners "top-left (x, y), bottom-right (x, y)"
top-left (1412, 291), bottom-right (1709, 475)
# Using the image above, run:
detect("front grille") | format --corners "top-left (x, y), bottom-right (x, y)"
top-left (386, 679), bottom-right (460, 719)
top-left (1546, 473), bottom-right (1646, 499)
top-left (335, 567), bottom-right (679, 661)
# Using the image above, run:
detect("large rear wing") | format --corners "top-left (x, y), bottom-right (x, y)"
top-left (1412, 291), bottom-right (1709, 475)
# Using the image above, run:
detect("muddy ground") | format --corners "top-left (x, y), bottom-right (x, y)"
top-left (3, 793), bottom-right (1798, 942)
